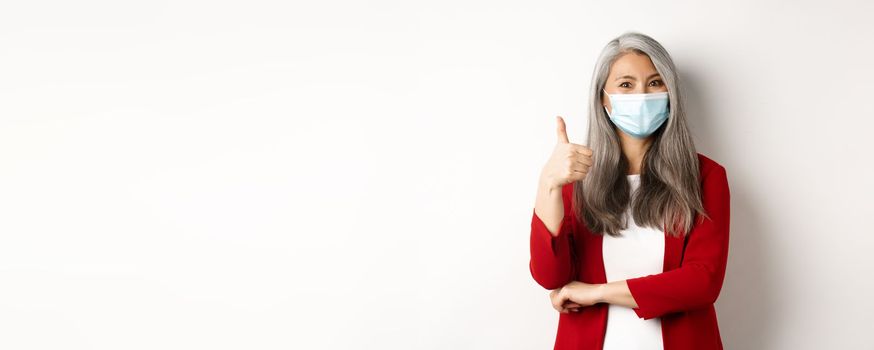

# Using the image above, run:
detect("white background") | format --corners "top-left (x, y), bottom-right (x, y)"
top-left (1, 1), bottom-right (872, 349)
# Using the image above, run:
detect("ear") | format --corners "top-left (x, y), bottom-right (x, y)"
top-left (600, 92), bottom-right (610, 111)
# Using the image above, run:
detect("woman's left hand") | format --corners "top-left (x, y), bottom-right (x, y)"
top-left (549, 281), bottom-right (604, 313)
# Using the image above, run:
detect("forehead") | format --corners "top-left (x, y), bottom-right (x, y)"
top-left (608, 52), bottom-right (659, 78)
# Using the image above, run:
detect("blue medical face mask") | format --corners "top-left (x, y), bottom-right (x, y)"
top-left (602, 88), bottom-right (670, 139)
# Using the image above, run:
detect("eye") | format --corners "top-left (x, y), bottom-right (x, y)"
top-left (619, 82), bottom-right (631, 88)
top-left (649, 80), bottom-right (663, 87)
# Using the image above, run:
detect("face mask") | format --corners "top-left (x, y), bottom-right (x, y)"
top-left (602, 88), bottom-right (670, 139)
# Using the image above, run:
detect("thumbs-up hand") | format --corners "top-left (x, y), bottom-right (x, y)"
top-left (540, 116), bottom-right (594, 190)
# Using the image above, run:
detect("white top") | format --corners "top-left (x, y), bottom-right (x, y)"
top-left (601, 174), bottom-right (665, 350)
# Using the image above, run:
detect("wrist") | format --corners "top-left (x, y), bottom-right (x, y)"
top-left (538, 177), bottom-right (561, 195)
top-left (596, 283), bottom-right (609, 304)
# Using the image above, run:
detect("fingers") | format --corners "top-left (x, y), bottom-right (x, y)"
top-left (559, 302), bottom-right (582, 313)
top-left (570, 144), bottom-right (594, 156)
top-left (570, 164), bottom-right (591, 177)
top-left (564, 305), bottom-right (582, 313)
top-left (555, 117), bottom-right (595, 158)
top-left (552, 297), bottom-right (563, 312)
top-left (549, 116), bottom-right (595, 184)
top-left (550, 288), bottom-right (585, 313)
top-left (568, 154), bottom-right (593, 168)
top-left (559, 145), bottom-right (593, 168)
top-left (563, 156), bottom-right (592, 177)
top-left (560, 294), bottom-right (584, 313)
top-left (556, 116), bottom-right (570, 144)
top-left (550, 288), bottom-right (566, 312)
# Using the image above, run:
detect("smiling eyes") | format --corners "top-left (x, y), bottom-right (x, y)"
top-left (619, 80), bottom-right (663, 88)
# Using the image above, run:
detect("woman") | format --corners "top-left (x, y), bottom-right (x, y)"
top-left (529, 32), bottom-right (731, 350)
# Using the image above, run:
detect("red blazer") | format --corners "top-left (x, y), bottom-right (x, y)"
top-left (529, 153), bottom-right (730, 350)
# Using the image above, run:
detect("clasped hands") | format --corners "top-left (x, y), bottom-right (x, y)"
top-left (549, 281), bottom-right (605, 313)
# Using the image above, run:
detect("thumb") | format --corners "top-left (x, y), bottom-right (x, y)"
top-left (556, 116), bottom-right (570, 144)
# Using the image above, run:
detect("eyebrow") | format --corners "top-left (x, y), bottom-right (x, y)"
top-left (614, 73), bottom-right (662, 81)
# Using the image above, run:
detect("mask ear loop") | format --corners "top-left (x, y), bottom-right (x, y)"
top-left (602, 88), bottom-right (611, 117)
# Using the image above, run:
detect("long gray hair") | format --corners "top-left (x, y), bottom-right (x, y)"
top-left (574, 31), bottom-right (709, 237)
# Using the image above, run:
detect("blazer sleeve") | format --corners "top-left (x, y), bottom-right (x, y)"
top-left (529, 182), bottom-right (577, 290)
top-left (625, 165), bottom-right (731, 320)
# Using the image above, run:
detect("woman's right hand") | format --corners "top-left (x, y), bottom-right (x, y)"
top-left (539, 116), bottom-right (594, 190)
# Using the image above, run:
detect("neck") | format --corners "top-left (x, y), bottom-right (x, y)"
top-left (618, 130), bottom-right (653, 175)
